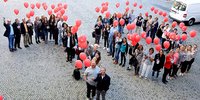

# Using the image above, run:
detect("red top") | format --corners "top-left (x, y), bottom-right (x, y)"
top-left (164, 54), bottom-right (172, 69)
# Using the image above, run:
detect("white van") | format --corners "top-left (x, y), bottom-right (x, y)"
top-left (169, 0), bottom-right (200, 26)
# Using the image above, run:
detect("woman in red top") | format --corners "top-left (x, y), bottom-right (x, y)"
top-left (162, 50), bottom-right (174, 84)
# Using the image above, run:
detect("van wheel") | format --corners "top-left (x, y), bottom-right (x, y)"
top-left (188, 19), bottom-right (195, 26)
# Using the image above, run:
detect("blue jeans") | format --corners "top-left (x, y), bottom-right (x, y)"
top-left (118, 26), bottom-right (124, 34)
top-left (8, 35), bottom-right (15, 49)
top-left (58, 30), bottom-right (62, 46)
top-left (114, 47), bottom-right (120, 62)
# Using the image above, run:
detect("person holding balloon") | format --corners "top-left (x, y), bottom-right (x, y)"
top-left (12, 18), bottom-right (22, 49)
top-left (186, 44), bottom-right (198, 72)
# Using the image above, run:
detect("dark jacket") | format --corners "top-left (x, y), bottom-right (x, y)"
top-left (21, 23), bottom-right (28, 35)
top-left (27, 22), bottom-right (34, 35)
top-left (12, 22), bottom-right (21, 36)
top-left (95, 73), bottom-right (111, 91)
top-left (65, 35), bottom-right (75, 48)
top-left (152, 53), bottom-right (165, 71)
top-left (3, 22), bottom-right (11, 37)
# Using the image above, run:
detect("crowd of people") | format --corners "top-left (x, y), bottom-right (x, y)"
top-left (3, 8), bottom-right (198, 100)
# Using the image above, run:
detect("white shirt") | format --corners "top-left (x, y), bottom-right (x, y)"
top-left (57, 20), bottom-right (63, 30)
top-left (10, 25), bottom-right (14, 36)
top-left (67, 36), bottom-right (70, 47)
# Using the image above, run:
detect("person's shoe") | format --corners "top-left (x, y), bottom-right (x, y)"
top-left (36, 41), bottom-right (38, 44)
top-left (24, 45), bottom-right (27, 48)
top-left (38, 41), bottom-right (41, 43)
top-left (119, 63), bottom-right (122, 66)
top-left (122, 64), bottom-right (125, 67)
top-left (27, 45), bottom-right (30, 47)
top-left (13, 48), bottom-right (17, 51)
top-left (162, 81), bottom-right (167, 84)
top-left (165, 80), bottom-right (168, 83)
top-left (18, 47), bottom-right (22, 49)
top-left (9, 49), bottom-right (14, 52)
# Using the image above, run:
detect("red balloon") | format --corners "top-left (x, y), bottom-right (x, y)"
top-left (75, 60), bottom-right (83, 69)
top-left (51, 4), bottom-right (55, 9)
top-left (189, 30), bottom-right (197, 38)
top-left (71, 26), bottom-right (78, 34)
top-left (169, 32), bottom-right (176, 40)
top-left (78, 35), bottom-right (87, 43)
top-left (127, 34), bottom-right (132, 40)
top-left (102, 5), bottom-right (108, 12)
top-left (113, 20), bottom-right (118, 27)
top-left (75, 19), bottom-right (82, 27)
top-left (131, 40), bottom-right (137, 46)
top-left (155, 44), bottom-right (162, 51)
top-left (133, 2), bottom-right (137, 7)
top-left (135, 35), bottom-right (141, 42)
top-left (163, 17), bottom-right (168, 22)
top-left (101, 2), bottom-right (105, 6)
top-left (95, 7), bottom-right (100, 13)
top-left (163, 41), bottom-right (170, 49)
top-left (146, 37), bottom-right (152, 44)
top-left (141, 32), bottom-right (146, 38)
top-left (79, 52), bottom-right (87, 61)
top-left (43, 5), bottom-right (48, 10)
top-left (0, 95), bottom-right (3, 100)
top-left (130, 23), bottom-right (136, 30)
top-left (126, 24), bottom-right (131, 31)
top-left (139, 5), bottom-right (143, 9)
top-left (179, 22), bottom-right (185, 28)
top-left (14, 9), bottom-right (19, 15)
top-left (105, 2), bottom-right (109, 6)
top-left (145, 12), bottom-right (148, 17)
top-left (117, 12), bottom-right (122, 18)
top-left (24, 2), bottom-right (29, 8)
top-left (57, 3), bottom-right (62, 7)
top-left (63, 15), bottom-right (68, 21)
top-left (84, 59), bottom-right (91, 67)
top-left (175, 35), bottom-right (180, 41)
top-left (163, 12), bottom-right (167, 17)
top-left (30, 10), bottom-right (34, 16)
top-left (159, 11), bottom-right (163, 15)
top-left (181, 34), bottom-right (187, 41)
top-left (100, 9), bottom-right (104, 14)
top-left (105, 11), bottom-right (110, 18)
top-left (172, 21), bottom-right (177, 28)
top-left (182, 26), bottom-right (187, 31)
top-left (60, 9), bottom-right (65, 15)
top-left (63, 3), bottom-right (68, 9)
top-left (125, 7), bottom-right (129, 12)
top-left (30, 4), bottom-right (35, 9)
top-left (78, 42), bottom-right (88, 49)
top-left (154, 9), bottom-right (158, 14)
top-left (26, 13), bottom-right (30, 18)
top-left (48, 10), bottom-right (52, 15)
top-left (151, 7), bottom-right (155, 11)
top-left (154, 37), bottom-right (160, 45)
top-left (4, 0), bottom-right (7, 2)
top-left (131, 33), bottom-right (137, 41)
top-left (119, 19), bottom-right (125, 26)
top-left (54, 8), bottom-right (59, 13)
top-left (116, 3), bottom-right (120, 8)
top-left (126, 1), bottom-right (129, 6)
top-left (36, 2), bottom-right (41, 9)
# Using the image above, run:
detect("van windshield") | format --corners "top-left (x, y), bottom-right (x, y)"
top-left (173, 1), bottom-right (187, 11)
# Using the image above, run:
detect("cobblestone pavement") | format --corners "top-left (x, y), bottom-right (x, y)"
top-left (0, 0), bottom-right (200, 100)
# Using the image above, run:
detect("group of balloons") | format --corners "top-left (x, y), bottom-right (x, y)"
top-left (75, 53), bottom-right (91, 69)
top-left (11, 1), bottom-right (68, 21)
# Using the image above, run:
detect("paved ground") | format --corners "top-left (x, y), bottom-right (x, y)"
top-left (0, 0), bottom-right (200, 100)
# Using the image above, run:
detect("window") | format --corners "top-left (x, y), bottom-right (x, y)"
top-left (173, 1), bottom-right (187, 11)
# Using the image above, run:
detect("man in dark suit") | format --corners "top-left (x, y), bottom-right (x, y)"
top-left (21, 18), bottom-right (30, 48)
top-left (12, 18), bottom-right (22, 49)
top-left (3, 18), bottom-right (16, 52)
top-left (65, 32), bottom-right (75, 63)
top-left (94, 67), bottom-right (111, 100)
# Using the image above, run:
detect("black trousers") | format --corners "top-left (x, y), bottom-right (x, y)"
top-left (162, 68), bottom-right (170, 82)
top-left (187, 58), bottom-right (194, 72)
top-left (54, 32), bottom-right (58, 45)
top-left (86, 82), bottom-right (96, 98)
top-left (120, 52), bottom-right (126, 65)
top-left (152, 70), bottom-right (160, 78)
top-left (66, 47), bottom-right (73, 61)
top-left (14, 35), bottom-right (21, 48)
top-left (95, 35), bottom-right (101, 45)
top-left (104, 37), bottom-right (109, 48)
top-left (181, 61), bottom-right (188, 73)
top-left (171, 64), bottom-right (178, 77)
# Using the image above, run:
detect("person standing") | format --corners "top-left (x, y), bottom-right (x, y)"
top-left (187, 44), bottom-right (198, 72)
top-left (21, 18), bottom-right (30, 48)
top-left (152, 50), bottom-right (165, 79)
top-left (34, 17), bottom-right (41, 44)
top-left (57, 18), bottom-right (64, 46)
top-left (94, 21), bottom-right (103, 45)
top-left (27, 19), bottom-right (34, 45)
top-left (135, 13), bottom-right (143, 34)
top-left (95, 67), bottom-right (111, 100)
top-left (41, 17), bottom-right (49, 44)
top-left (65, 32), bottom-right (75, 63)
top-left (12, 18), bottom-right (22, 49)
top-left (3, 18), bottom-right (16, 52)
top-left (83, 61), bottom-right (100, 100)
top-left (119, 37), bottom-right (128, 67)
top-left (113, 33), bottom-right (122, 64)
top-left (179, 45), bottom-right (187, 76)
top-left (150, 17), bottom-right (159, 41)
top-left (140, 48), bottom-right (154, 79)
top-left (49, 14), bottom-right (56, 41)
top-left (162, 50), bottom-right (174, 84)
top-left (171, 48), bottom-right (180, 78)
top-left (108, 26), bottom-right (118, 56)
top-left (103, 24), bottom-right (110, 50)
top-left (156, 22), bottom-right (165, 44)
